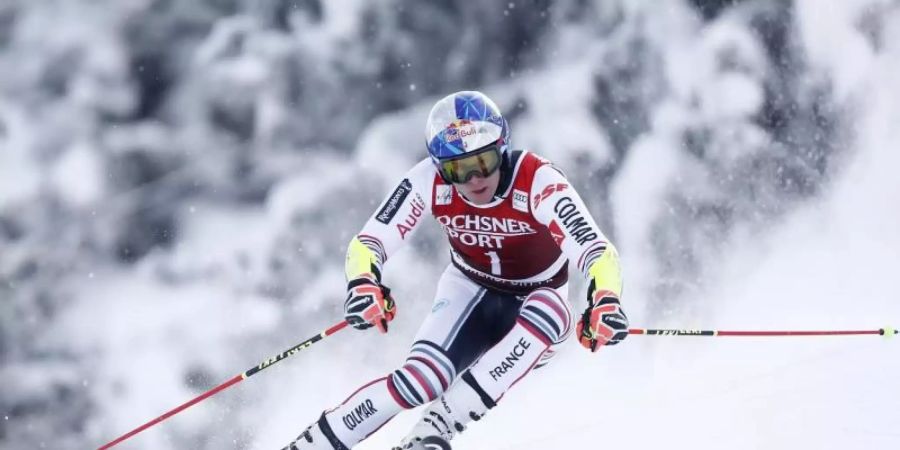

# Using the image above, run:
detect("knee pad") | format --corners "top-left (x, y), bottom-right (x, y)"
top-left (388, 341), bottom-right (456, 408)
top-left (519, 288), bottom-right (572, 345)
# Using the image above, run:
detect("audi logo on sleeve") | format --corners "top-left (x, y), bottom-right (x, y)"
top-left (552, 196), bottom-right (598, 245)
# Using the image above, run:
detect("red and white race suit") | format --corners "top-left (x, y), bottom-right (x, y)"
top-left (308, 151), bottom-right (617, 449)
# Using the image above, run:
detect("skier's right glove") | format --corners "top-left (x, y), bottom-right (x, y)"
top-left (344, 274), bottom-right (396, 333)
top-left (343, 236), bottom-right (396, 333)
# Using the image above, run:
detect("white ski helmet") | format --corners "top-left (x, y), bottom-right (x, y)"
top-left (425, 91), bottom-right (510, 183)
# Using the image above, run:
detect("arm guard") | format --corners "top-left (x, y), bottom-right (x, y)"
top-left (345, 236), bottom-right (382, 281)
top-left (587, 244), bottom-right (623, 300)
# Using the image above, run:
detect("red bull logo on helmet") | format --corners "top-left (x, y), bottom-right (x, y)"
top-left (443, 120), bottom-right (502, 150)
top-left (442, 119), bottom-right (476, 144)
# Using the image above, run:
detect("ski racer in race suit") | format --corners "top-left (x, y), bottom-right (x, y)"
top-left (282, 91), bottom-right (628, 450)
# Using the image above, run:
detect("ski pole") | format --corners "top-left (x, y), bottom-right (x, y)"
top-left (628, 327), bottom-right (897, 337)
top-left (98, 320), bottom-right (349, 450)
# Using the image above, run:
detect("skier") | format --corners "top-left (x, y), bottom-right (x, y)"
top-left (282, 91), bottom-right (628, 450)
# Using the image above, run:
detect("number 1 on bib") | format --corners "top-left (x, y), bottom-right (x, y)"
top-left (486, 251), bottom-right (501, 275)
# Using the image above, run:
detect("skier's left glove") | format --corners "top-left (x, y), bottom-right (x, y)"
top-left (577, 294), bottom-right (628, 351)
top-left (576, 244), bottom-right (628, 351)
top-left (344, 274), bottom-right (396, 333)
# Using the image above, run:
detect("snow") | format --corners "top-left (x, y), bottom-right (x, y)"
top-left (49, 142), bottom-right (105, 208)
top-left (610, 132), bottom-right (682, 306)
top-left (795, 0), bottom-right (879, 103)
top-left (0, 106), bottom-right (41, 206)
top-left (356, 67), bottom-right (900, 445)
top-left (3, 1), bottom-right (899, 449)
top-left (364, 3), bottom-right (900, 449)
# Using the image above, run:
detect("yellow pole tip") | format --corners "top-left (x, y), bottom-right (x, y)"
top-left (883, 327), bottom-right (897, 338)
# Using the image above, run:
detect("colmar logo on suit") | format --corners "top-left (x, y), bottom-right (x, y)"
top-left (553, 196), bottom-right (598, 245)
top-left (342, 399), bottom-right (378, 431)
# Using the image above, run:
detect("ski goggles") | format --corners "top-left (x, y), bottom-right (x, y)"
top-left (436, 144), bottom-right (503, 184)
